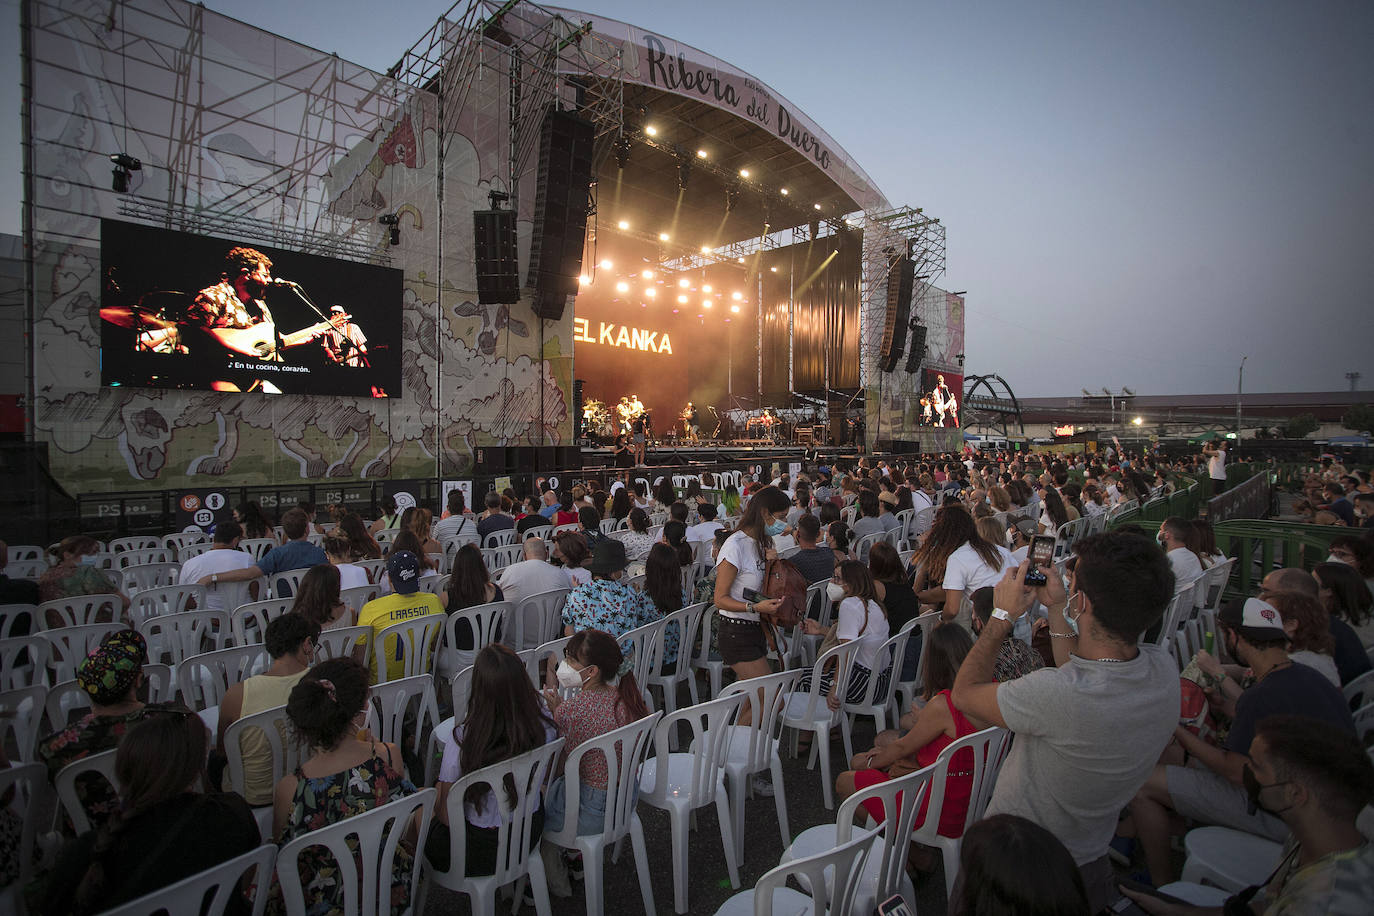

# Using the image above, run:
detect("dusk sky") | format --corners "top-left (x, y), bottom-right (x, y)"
top-left (3, 0), bottom-right (1369, 397)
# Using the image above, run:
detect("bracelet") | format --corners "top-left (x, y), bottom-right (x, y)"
top-left (866, 753), bottom-right (877, 769)
top-left (1048, 630), bottom-right (1076, 639)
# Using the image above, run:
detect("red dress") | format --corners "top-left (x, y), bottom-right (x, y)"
top-left (852, 690), bottom-right (977, 838)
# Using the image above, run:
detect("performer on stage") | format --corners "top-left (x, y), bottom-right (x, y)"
top-left (631, 410), bottom-right (647, 466)
top-left (320, 305), bottom-right (369, 367)
top-left (616, 396), bottom-right (634, 435)
top-left (683, 401), bottom-right (701, 442)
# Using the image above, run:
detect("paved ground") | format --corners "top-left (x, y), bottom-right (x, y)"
top-left (422, 709), bottom-right (953, 916)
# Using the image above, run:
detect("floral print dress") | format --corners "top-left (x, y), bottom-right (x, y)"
top-left (272, 746), bottom-right (417, 916)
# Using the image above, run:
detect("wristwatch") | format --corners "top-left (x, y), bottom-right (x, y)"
top-left (745, 601), bottom-right (755, 615)
top-left (991, 608), bottom-right (1013, 622)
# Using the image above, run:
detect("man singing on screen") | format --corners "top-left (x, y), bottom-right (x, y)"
top-left (320, 305), bottom-right (369, 367)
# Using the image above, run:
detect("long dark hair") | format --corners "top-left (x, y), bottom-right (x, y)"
top-left (554, 531), bottom-right (589, 569)
top-left (737, 485), bottom-right (791, 545)
top-left (661, 520), bottom-right (693, 566)
top-left (835, 559), bottom-right (882, 609)
top-left (922, 623), bottom-right (974, 701)
top-left (867, 541), bottom-right (905, 583)
top-left (236, 501), bottom-right (273, 539)
top-left (627, 507), bottom-right (650, 533)
top-left (644, 543), bottom-right (684, 615)
top-left (446, 543), bottom-right (492, 611)
top-left (1314, 561), bottom-right (1373, 627)
top-left (912, 505), bottom-right (999, 582)
top-left (950, 814), bottom-right (1090, 916)
top-left (654, 478), bottom-right (677, 507)
top-left (566, 629), bottom-right (650, 722)
top-left (459, 644), bottom-right (553, 812)
top-left (1041, 486), bottom-right (1069, 531)
top-left (340, 512), bottom-right (382, 559)
top-left (610, 488), bottom-right (631, 520)
top-left (73, 707), bottom-right (209, 914)
top-left (1267, 590), bottom-right (1334, 655)
top-left (288, 657), bottom-right (370, 751)
top-left (291, 563), bottom-right (342, 630)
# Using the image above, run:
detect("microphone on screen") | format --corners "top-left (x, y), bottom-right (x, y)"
top-left (270, 277), bottom-right (300, 287)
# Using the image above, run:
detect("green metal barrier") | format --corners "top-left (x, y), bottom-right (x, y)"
top-left (1225, 462), bottom-right (1262, 487)
top-left (1213, 519), bottom-right (1349, 597)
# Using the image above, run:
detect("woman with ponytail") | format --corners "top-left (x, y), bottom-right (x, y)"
top-left (273, 657), bottom-right (416, 915)
top-left (541, 629), bottom-right (650, 838)
top-left (44, 707), bottom-right (258, 915)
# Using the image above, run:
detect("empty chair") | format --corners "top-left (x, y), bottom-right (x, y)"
top-left (38, 594), bottom-right (123, 629)
top-left (113, 547), bottom-right (173, 568)
top-left (176, 643), bottom-right (271, 715)
top-left (436, 601), bottom-right (509, 681)
top-left (109, 535), bottom-right (160, 553)
top-left (648, 602), bottom-right (710, 715)
top-left (207, 576), bottom-right (267, 618)
top-left (140, 611), bottom-right (230, 668)
top-left (120, 562), bottom-right (180, 595)
top-left (354, 558), bottom-right (386, 583)
top-left (844, 625), bottom-right (914, 734)
top-left (4, 559), bottom-right (45, 580)
top-left (713, 822), bottom-right (881, 916)
top-left (781, 640), bottom-right (863, 809)
top-left (178, 542), bottom-right (213, 561)
top-left (481, 528), bottom-right (518, 549)
top-left (223, 703), bottom-right (305, 836)
top-left (617, 619), bottom-right (664, 702)
top-left (421, 742), bottom-right (563, 916)
top-left (720, 669), bottom-right (803, 863)
top-left (366, 674), bottom-right (440, 784)
top-left (41, 623), bottom-right (129, 682)
top-left (638, 692), bottom-right (746, 913)
top-left (509, 588), bottom-right (570, 651)
top-left (161, 531), bottom-right (208, 559)
top-left (480, 544), bottom-right (523, 572)
top-left (43, 679), bottom-right (93, 733)
top-left (1180, 825), bottom-right (1284, 893)
top-left (339, 583), bottom-right (380, 618)
top-left (418, 573), bottom-right (451, 596)
top-left (0, 603), bottom-right (38, 638)
top-left (894, 612), bottom-right (941, 713)
top-left (101, 844), bottom-right (277, 916)
top-left (128, 583), bottom-right (206, 628)
top-left (237, 537), bottom-right (278, 560)
top-left (229, 597), bottom-right (293, 645)
top-left (0, 685), bottom-right (46, 762)
top-left (542, 713), bottom-right (662, 916)
top-left (0, 635), bottom-right (49, 690)
top-left (267, 568), bottom-right (309, 600)
top-left (520, 635), bottom-right (571, 693)
top-left (315, 625), bottom-right (371, 662)
top-left (6, 545), bottom-right (45, 562)
top-left (277, 787), bottom-right (435, 916)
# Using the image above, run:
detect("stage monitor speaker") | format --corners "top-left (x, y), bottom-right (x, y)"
top-left (473, 209), bottom-right (519, 304)
top-left (904, 324), bottom-right (928, 373)
top-left (528, 107), bottom-right (594, 320)
top-left (878, 255), bottom-right (914, 372)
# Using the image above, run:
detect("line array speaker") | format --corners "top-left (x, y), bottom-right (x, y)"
top-left (904, 324), bottom-right (928, 373)
top-left (473, 209), bottom-right (519, 304)
top-left (877, 254), bottom-right (914, 372)
top-left (573, 378), bottom-right (585, 440)
top-left (528, 107), bottom-right (594, 320)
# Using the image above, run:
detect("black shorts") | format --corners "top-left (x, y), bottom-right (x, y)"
top-left (717, 614), bottom-right (768, 665)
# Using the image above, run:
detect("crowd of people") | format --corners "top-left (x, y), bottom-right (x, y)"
top-left (4, 444), bottom-right (1373, 915)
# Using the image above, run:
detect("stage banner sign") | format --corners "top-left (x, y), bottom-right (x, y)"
top-left (174, 488), bottom-right (232, 532)
top-left (443, 480), bottom-right (474, 516)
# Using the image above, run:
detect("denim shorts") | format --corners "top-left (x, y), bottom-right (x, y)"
top-left (543, 774), bottom-right (610, 836)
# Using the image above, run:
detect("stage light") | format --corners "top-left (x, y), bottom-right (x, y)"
top-left (700, 245), bottom-right (711, 254)
top-left (1133, 416), bottom-right (1144, 426)
top-left (813, 203), bottom-right (822, 210)
top-left (108, 153), bottom-right (141, 192)
top-left (731, 291), bottom-right (743, 300)
top-left (702, 284), bottom-right (712, 293)
top-left (613, 135), bottom-right (632, 169)
top-left (739, 168), bottom-right (750, 178)
top-left (696, 149), bottom-right (708, 159)
top-left (677, 294), bottom-right (688, 303)
top-left (737, 257), bottom-right (745, 263)
top-left (599, 259), bottom-right (612, 269)
top-left (617, 220), bottom-right (630, 230)
top-left (615, 281), bottom-right (629, 293)
top-left (659, 232), bottom-right (671, 241)
top-left (379, 213), bottom-right (401, 246)
top-left (779, 188), bottom-right (788, 196)
top-left (678, 278), bottom-right (689, 288)
top-left (731, 304), bottom-right (741, 313)
top-left (645, 288), bottom-right (656, 298)
top-left (578, 274), bottom-right (591, 285)
top-left (769, 266), bottom-right (778, 273)
top-left (703, 300), bottom-right (712, 308)
top-left (641, 269), bottom-right (654, 279)
top-left (645, 125), bottom-right (658, 136)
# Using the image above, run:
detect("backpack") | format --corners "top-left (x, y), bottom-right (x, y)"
top-left (760, 557), bottom-right (808, 628)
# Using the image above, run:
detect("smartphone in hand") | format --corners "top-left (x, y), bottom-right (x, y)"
top-left (742, 587), bottom-right (765, 603)
top-left (1023, 535), bottom-right (1056, 586)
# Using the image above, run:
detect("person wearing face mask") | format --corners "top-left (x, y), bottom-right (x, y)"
top-left (713, 485), bottom-right (792, 725)
top-left (798, 561), bottom-right (891, 709)
top-left (39, 534), bottom-right (130, 619)
top-left (273, 657), bottom-right (417, 913)
top-left (540, 630), bottom-right (650, 856)
top-left (1125, 597), bottom-right (1355, 888)
top-left (1158, 517), bottom-right (1205, 592)
top-left (952, 531), bottom-right (1180, 913)
top-left (1121, 715), bottom-right (1374, 916)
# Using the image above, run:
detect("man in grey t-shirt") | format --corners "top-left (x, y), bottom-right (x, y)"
top-left (953, 531), bottom-right (1178, 914)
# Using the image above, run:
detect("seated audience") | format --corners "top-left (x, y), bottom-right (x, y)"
top-left (619, 507), bottom-right (656, 561)
top-left (476, 490), bottom-right (515, 541)
top-left (950, 815), bottom-right (1090, 916)
top-left (322, 531), bottom-right (370, 590)
top-left (1268, 589), bottom-right (1340, 686)
top-left (799, 561), bottom-right (891, 705)
top-left (355, 551), bottom-right (444, 682)
top-left (433, 488), bottom-right (476, 543)
top-left (1312, 561), bottom-right (1373, 683)
top-left (39, 535), bottom-right (129, 618)
top-left (201, 507), bottom-right (326, 598)
top-left (290, 563), bottom-right (352, 631)
top-left (1158, 516), bottom-right (1204, 589)
top-left (178, 521), bottom-right (255, 610)
top-left (552, 530), bottom-right (592, 587)
top-left (970, 585), bottom-right (1044, 682)
top-left (562, 540), bottom-right (657, 640)
top-left (790, 514), bottom-right (836, 584)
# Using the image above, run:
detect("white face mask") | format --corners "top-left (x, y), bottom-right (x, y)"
top-left (556, 658), bottom-right (587, 689)
top-left (826, 581), bottom-right (846, 603)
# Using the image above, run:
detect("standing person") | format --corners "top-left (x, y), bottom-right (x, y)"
top-left (427, 645), bottom-right (557, 875)
top-left (952, 532), bottom-right (1180, 912)
top-left (273, 658), bottom-right (417, 913)
top-left (354, 551), bottom-right (444, 682)
top-left (712, 486), bottom-right (791, 718)
top-left (612, 434), bottom-right (634, 470)
top-left (42, 707), bottom-right (259, 916)
top-left (177, 521), bottom-right (256, 610)
top-left (199, 507), bottom-right (326, 598)
top-left (1202, 440), bottom-right (1228, 497)
top-left (631, 411), bottom-right (647, 466)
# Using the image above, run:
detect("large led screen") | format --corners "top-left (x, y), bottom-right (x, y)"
top-left (100, 220), bottom-right (402, 397)
top-left (919, 369), bottom-right (962, 428)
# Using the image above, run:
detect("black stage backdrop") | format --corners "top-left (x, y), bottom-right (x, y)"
top-left (760, 230), bottom-right (861, 400)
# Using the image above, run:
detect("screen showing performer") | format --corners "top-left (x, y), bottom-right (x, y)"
top-left (919, 369), bottom-right (962, 427)
top-left (99, 219), bottom-right (401, 397)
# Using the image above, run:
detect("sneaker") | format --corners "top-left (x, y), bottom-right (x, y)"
top-left (751, 774), bottom-right (775, 797)
top-left (564, 850), bottom-right (584, 882)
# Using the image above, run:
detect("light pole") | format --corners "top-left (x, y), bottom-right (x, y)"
top-left (1236, 356), bottom-right (1248, 441)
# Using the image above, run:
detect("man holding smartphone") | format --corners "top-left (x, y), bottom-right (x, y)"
top-left (952, 531), bottom-right (1178, 913)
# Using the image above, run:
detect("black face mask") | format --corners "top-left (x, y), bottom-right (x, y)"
top-left (1242, 763), bottom-right (1292, 817)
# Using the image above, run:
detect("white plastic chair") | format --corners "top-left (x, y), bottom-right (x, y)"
top-left (1180, 825), bottom-right (1284, 893)
top-left (110, 535), bottom-right (160, 553)
top-left (510, 588), bottom-right (570, 651)
top-left (0, 603), bottom-right (38, 638)
top-left (40, 623), bottom-right (129, 683)
top-left (781, 640), bottom-right (862, 809)
top-left (1343, 669), bottom-right (1374, 711)
top-left (366, 674), bottom-right (440, 783)
top-left (224, 703), bottom-right (305, 839)
top-left (420, 741), bottom-right (563, 916)
top-left (543, 713), bottom-right (662, 916)
top-left (114, 547), bottom-right (174, 568)
top-left (316, 625), bottom-right (372, 662)
top-left (418, 573), bottom-right (450, 597)
top-left (436, 601), bottom-right (510, 681)
top-left (355, 558), bottom-right (386, 583)
top-left (339, 584), bottom-right (380, 619)
top-left (128, 583), bottom-right (207, 629)
top-left (37, 594), bottom-right (123, 629)
top-left (238, 538), bottom-right (278, 560)
top-left (42, 679), bottom-right (92, 733)
top-left (481, 544), bottom-right (523, 572)
top-left (1155, 882), bottom-right (1234, 907)
top-left (229, 598), bottom-right (294, 645)
top-left (208, 576), bottom-right (266, 618)
top-left (894, 612), bottom-right (940, 714)
top-left (101, 844), bottom-right (277, 916)
top-left (689, 606), bottom-right (728, 700)
top-left (617, 618), bottom-right (664, 703)
top-left (179, 542), bottom-right (213, 561)
top-left (648, 602), bottom-right (709, 716)
top-left (176, 643), bottom-right (270, 713)
top-left (911, 726), bottom-right (1013, 899)
top-left (638, 691), bottom-right (746, 913)
top-left (720, 669), bottom-right (803, 863)
top-left (370, 615), bottom-right (444, 684)
top-left (268, 568), bottom-right (309, 600)
top-left (0, 635), bottom-right (49, 689)
top-left (519, 636), bottom-right (571, 693)
top-left (120, 561), bottom-right (181, 596)
top-left (162, 531), bottom-right (208, 558)
top-left (55, 747), bottom-right (120, 835)
top-left (277, 787), bottom-right (435, 916)
top-left (0, 685), bottom-right (46, 762)
top-left (796, 580), bottom-right (834, 667)
top-left (481, 528), bottom-right (518, 549)
top-left (139, 610), bottom-right (230, 668)
top-left (844, 625), bottom-right (913, 734)
top-left (4, 560), bottom-right (45, 580)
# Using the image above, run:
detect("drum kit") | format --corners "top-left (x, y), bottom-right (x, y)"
top-left (581, 399), bottom-right (614, 438)
top-left (100, 292), bottom-right (187, 353)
